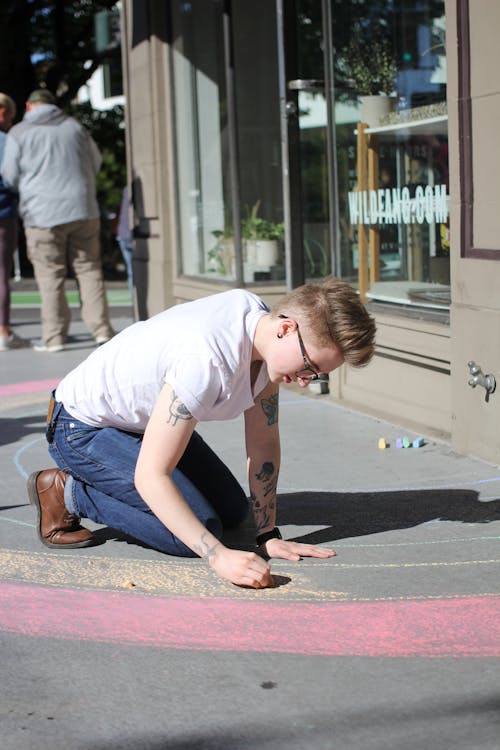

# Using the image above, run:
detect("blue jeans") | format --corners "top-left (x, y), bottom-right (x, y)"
top-left (47, 400), bottom-right (249, 557)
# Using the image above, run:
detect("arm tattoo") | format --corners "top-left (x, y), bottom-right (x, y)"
top-left (255, 461), bottom-right (278, 497)
top-left (260, 393), bottom-right (279, 426)
top-left (193, 532), bottom-right (220, 560)
top-left (251, 491), bottom-right (275, 532)
top-left (167, 391), bottom-right (193, 426)
top-left (251, 461), bottom-right (277, 532)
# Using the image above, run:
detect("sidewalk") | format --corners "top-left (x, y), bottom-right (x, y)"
top-left (1, 285), bottom-right (500, 750)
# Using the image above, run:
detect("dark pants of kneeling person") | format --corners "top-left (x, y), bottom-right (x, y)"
top-left (46, 399), bottom-right (249, 556)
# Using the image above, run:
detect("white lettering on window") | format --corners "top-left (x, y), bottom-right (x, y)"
top-left (348, 184), bottom-right (449, 226)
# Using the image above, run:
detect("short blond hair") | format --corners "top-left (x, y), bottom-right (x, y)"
top-left (0, 93), bottom-right (16, 118)
top-left (272, 277), bottom-right (376, 367)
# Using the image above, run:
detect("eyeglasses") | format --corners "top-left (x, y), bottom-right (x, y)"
top-left (279, 314), bottom-right (320, 381)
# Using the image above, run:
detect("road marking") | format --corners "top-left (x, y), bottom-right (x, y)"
top-left (11, 289), bottom-right (130, 307)
top-left (14, 436), bottom-right (46, 479)
top-left (316, 558), bottom-right (500, 569)
top-left (1, 582), bottom-right (498, 657)
top-left (0, 379), bottom-right (58, 398)
top-left (335, 535), bottom-right (500, 548)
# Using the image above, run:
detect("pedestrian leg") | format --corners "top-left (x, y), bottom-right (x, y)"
top-left (0, 217), bottom-right (17, 333)
top-left (67, 218), bottom-right (114, 342)
top-left (25, 225), bottom-right (70, 347)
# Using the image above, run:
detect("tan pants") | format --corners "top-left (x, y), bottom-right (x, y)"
top-left (25, 218), bottom-right (114, 347)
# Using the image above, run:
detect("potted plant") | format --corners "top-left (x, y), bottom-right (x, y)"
top-left (241, 200), bottom-right (284, 268)
top-left (345, 37), bottom-right (397, 126)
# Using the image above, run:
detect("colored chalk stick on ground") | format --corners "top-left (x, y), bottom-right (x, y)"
top-left (396, 438), bottom-right (404, 448)
top-left (413, 437), bottom-right (425, 448)
top-left (402, 437), bottom-right (411, 448)
top-left (378, 437), bottom-right (387, 450)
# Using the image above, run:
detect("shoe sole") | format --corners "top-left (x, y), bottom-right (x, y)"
top-left (0, 337), bottom-right (29, 351)
top-left (33, 346), bottom-right (65, 353)
top-left (27, 471), bottom-right (97, 549)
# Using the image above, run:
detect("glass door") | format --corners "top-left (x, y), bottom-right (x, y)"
top-left (277, 0), bottom-right (448, 304)
top-left (276, 0), bottom-right (337, 288)
top-left (326, 0), bottom-right (449, 304)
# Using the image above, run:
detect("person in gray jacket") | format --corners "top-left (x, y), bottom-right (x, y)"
top-left (1, 89), bottom-right (114, 352)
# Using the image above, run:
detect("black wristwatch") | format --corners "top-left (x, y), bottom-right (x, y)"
top-left (256, 527), bottom-right (282, 547)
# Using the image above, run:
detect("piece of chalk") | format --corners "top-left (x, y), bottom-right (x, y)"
top-left (378, 437), bottom-right (387, 450)
top-left (402, 437), bottom-right (411, 448)
top-left (395, 438), bottom-right (403, 448)
top-left (412, 437), bottom-right (425, 448)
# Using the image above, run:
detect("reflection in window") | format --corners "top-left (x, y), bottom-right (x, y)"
top-left (331, 0), bottom-right (449, 308)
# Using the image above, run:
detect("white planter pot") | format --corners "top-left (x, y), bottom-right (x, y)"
top-left (246, 239), bottom-right (279, 267)
top-left (360, 95), bottom-right (395, 128)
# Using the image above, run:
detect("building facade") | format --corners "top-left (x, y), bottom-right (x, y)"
top-left (120, 0), bottom-right (500, 464)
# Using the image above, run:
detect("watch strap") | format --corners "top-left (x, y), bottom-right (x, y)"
top-left (256, 527), bottom-right (282, 547)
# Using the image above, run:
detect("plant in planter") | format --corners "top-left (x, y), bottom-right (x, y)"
top-left (241, 200), bottom-right (285, 242)
top-left (209, 202), bottom-right (284, 277)
top-left (241, 201), bottom-right (284, 268)
top-left (346, 37), bottom-right (397, 96)
top-left (344, 37), bottom-right (397, 126)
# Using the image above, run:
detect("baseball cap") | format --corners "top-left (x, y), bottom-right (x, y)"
top-left (27, 89), bottom-right (56, 105)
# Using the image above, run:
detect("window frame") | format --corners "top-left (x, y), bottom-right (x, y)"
top-left (458, 0), bottom-right (500, 259)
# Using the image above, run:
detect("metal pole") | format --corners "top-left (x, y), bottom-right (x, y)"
top-left (223, 0), bottom-right (243, 286)
top-left (276, 0), bottom-right (292, 289)
top-left (276, 0), bottom-right (304, 289)
top-left (321, 0), bottom-right (341, 278)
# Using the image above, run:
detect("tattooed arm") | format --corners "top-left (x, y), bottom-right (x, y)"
top-left (245, 380), bottom-right (336, 562)
top-left (244, 380), bottom-right (281, 536)
top-left (135, 383), bottom-right (273, 588)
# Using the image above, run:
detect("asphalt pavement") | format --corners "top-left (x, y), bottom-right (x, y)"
top-left (1, 280), bottom-right (499, 750)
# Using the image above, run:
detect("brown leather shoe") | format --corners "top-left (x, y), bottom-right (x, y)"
top-left (27, 469), bottom-right (96, 549)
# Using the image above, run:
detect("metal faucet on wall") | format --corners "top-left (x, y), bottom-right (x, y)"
top-left (467, 361), bottom-right (496, 403)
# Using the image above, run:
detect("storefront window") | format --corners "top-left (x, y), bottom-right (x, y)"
top-left (170, 0), bottom-right (448, 302)
top-left (170, 0), bottom-right (282, 284)
top-left (233, 3), bottom-right (284, 283)
top-left (332, 0), bottom-right (449, 308)
top-left (170, 1), bottom-right (231, 278)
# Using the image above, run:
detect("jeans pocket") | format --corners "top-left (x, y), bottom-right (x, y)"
top-left (64, 422), bottom-right (96, 444)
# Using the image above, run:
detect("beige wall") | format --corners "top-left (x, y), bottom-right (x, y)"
top-left (122, 1), bottom-right (177, 319)
top-left (447, 0), bottom-right (500, 463)
top-left (330, 311), bottom-right (451, 438)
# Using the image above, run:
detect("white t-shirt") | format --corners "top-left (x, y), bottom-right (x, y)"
top-left (56, 289), bottom-right (270, 431)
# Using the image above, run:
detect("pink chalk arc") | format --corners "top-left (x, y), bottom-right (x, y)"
top-left (1, 583), bottom-right (499, 657)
